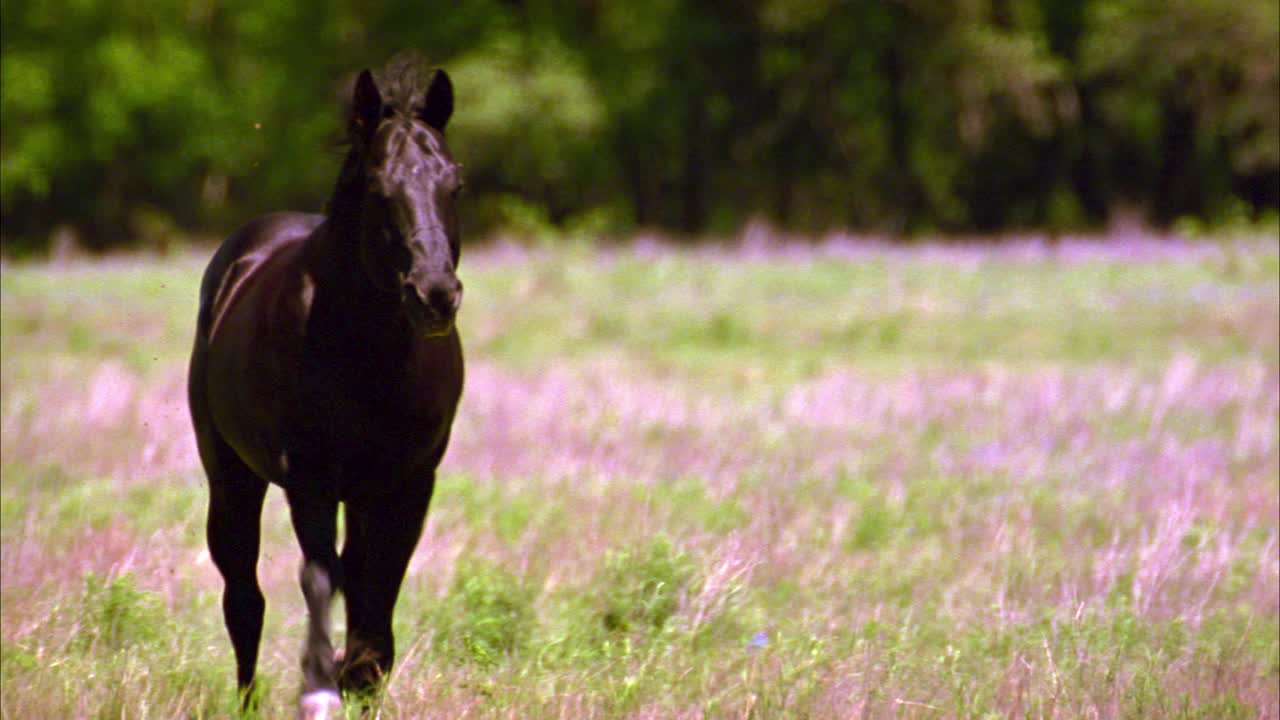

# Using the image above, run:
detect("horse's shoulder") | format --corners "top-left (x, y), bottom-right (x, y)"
top-left (200, 213), bottom-right (323, 341)
top-left (250, 212), bottom-right (326, 245)
top-left (224, 212), bottom-right (323, 264)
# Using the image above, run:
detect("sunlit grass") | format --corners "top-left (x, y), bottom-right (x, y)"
top-left (2, 235), bottom-right (1277, 718)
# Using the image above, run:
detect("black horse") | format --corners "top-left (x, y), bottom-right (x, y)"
top-left (188, 57), bottom-right (464, 718)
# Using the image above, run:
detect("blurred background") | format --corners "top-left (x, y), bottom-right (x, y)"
top-left (1, 0), bottom-right (1277, 253)
top-left (2, 4), bottom-right (1278, 715)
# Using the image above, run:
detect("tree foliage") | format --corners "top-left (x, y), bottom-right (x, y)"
top-left (1, 0), bottom-right (1276, 251)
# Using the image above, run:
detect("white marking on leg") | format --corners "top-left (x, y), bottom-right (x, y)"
top-left (299, 271), bottom-right (316, 310)
top-left (299, 562), bottom-right (339, 699)
top-left (298, 689), bottom-right (343, 720)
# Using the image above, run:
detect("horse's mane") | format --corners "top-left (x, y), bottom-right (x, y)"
top-left (328, 52), bottom-right (434, 217)
top-left (372, 51), bottom-right (434, 119)
top-left (337, 51), bottom-right (434, 130)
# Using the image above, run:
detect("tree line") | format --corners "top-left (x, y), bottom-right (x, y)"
top-left (2, 0), bottom-right (1277, 251)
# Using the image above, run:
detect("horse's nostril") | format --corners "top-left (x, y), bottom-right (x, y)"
top-left (427, 285), bottom-right (458, 315)
top-left (402, 283), bottom-right (424, 303)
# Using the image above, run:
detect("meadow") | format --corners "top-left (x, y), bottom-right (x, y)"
top-left (1, 233), bottom-right (1277, 719)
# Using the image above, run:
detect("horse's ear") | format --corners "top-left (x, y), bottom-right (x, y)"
top-left (351, 69), bottom-right (382, 141)
top-left (420, 69), bottom-right (453, 132)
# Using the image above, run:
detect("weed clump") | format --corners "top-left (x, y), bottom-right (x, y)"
top-left (599, 537), bottom-right (695, 635)
top-left (432, 560), bottom-right (537, 667)
top-left (73, 572), bottom-right (169, 652)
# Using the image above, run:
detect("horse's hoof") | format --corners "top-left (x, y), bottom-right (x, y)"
top-left (298, 689), bottom-right (343, 720)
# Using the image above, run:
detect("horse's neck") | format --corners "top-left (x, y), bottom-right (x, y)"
top-left (306, 217), bottom-right (406, 341)
top-left (313, 169), bottom-right (366, 273)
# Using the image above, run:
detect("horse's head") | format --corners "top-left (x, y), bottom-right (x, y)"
top-left (348, 65), bottom-right (463, 336)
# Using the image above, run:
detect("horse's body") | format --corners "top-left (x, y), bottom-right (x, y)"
top-left (189, 58), bottom-right (464, 717)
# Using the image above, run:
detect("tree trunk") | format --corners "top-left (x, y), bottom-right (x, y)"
top-left (680, 98), bottom-right (707, 234)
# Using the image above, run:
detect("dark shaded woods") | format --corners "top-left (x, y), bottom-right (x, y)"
top-left (2, 0), bottom-right (1276, 251)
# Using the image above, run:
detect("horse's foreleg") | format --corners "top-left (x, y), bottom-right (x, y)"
top-left (286, 488), bottom-right (343, 719)
top-left (337, 503), bottom-right (370, 688)
top-left (340, 486), bottom-right (432, 694)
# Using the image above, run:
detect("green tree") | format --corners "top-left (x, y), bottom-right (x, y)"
top-left (1, 0), bottom-right (1277, 251)
top-left (1082, 0), bottom-right (1280, 223)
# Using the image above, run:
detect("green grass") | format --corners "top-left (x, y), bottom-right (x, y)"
top-left (465, 247), bottom-right (1278, 383)
top-left (1, 237), bottom-right (1277, 718)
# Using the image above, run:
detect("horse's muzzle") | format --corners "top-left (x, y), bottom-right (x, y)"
top-left (401, 276), bottom-right (462, 336)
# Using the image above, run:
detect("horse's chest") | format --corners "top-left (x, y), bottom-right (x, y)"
top-left (287, 354), bottom-right (457, 501)
top-left (207, 280), bottom-right (459, 487)
top-left (294, 340), bottom-right (457, 453)
top-left (296, 356), bottom-right (411, 433)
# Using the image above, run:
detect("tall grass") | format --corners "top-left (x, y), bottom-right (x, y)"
top-left (2, 235), bottom-right (1277, 718)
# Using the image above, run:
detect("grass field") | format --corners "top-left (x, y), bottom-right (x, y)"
top-left (2, 234), bottom-right (1277, 719)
